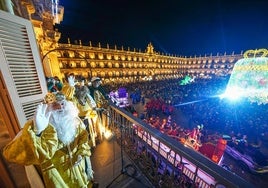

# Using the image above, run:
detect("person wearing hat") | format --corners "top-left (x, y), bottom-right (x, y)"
top-left (89, 77), bottom-right (109, 103)
top-left (75, 79), bottom-right (101, 148)
top-left (3, 92), bottom-right (95, 188)
top-left (88, 77), bottom-right (110, 142)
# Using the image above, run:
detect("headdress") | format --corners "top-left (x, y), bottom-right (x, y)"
top-left (44, 93), bottom-right (56, 104)
top-left (91, 77), bottom-right (101, 82)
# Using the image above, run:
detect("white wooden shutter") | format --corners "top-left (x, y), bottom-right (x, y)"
top-left (0, 10), bottom-right (48, 127)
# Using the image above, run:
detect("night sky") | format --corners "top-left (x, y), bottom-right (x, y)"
top-left (56, 0), bottom-right (268, 56)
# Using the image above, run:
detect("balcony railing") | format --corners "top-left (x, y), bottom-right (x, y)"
top-left (106, 103), bottom-right (253, 188)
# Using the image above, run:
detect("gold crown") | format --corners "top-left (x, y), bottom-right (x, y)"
top-left (44, 93), bottom-right (56, 104)
top-left (243, 49), bottom-right (268, 58)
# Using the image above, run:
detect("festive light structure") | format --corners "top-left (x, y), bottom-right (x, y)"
top-left (180, 75), bottom-right (195, 85)
top-left (109, 87), bottom-right (129, 107)
top-left (223, 49), bottom-right (268, 104)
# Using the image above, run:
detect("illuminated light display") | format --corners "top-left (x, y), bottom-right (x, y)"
top-left (179, 75), bottom-right (195, 85)
top-left (223, 49), bottom-right (268, 105)
top-left (109, 87), bottom-right (129, 107)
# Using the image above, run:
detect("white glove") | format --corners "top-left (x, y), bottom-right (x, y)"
top-left (68, 76), bottom-right (75, 87)
top-left (33, 103), bottom-right (51, 134)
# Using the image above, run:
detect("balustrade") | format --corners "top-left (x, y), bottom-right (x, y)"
top-left (106, 103), bottom-right (252, 188)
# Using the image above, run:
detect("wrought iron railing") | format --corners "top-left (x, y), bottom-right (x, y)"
top-left (106, 103), bottom-right (253, 188)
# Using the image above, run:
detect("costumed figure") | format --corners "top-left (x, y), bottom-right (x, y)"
top-left (47, 76), bottom-right (63, 93)
top-left (75, 79), bottom-right (103, 147)
top-left (3, 92), bottom-right (94, 188)
top-left (185, 125), bottom-right (203, 151)
top-left (61, 73), bottom-right (76, 101)
top-left (88, 77), bottom-right (110, 141)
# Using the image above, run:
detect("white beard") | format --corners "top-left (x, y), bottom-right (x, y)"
top-left (49, 101), bottom-right (80, 145)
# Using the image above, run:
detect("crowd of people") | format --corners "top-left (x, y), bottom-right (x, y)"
top-left (114, 76), bottom-right (267, 187)
top-left (118, 77), bottom-right (268, 149)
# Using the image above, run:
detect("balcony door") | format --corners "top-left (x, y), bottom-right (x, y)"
top-left (0, 10), bottom-right (47, 187)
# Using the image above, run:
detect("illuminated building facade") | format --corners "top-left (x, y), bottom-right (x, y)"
top-left (50, 41), bottom-right (243, 85)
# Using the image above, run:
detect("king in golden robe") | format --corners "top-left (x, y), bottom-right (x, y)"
top-left (3, 92), bottom-right (94, 188)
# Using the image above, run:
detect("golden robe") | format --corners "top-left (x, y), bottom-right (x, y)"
top-left (3, 119), bottom-right (92, 188)
top-left (75, 97), bottom-right (98, 148)
top-left (61, 83), bottom-right (76, 101)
